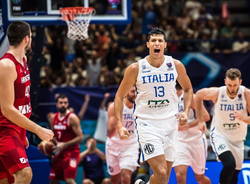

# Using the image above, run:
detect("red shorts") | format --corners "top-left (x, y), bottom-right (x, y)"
top-left (49, 150), bottom-right (80, 180)
top-left (0, 129), bottom-right (30, 182)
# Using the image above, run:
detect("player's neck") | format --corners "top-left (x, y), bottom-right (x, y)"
top-left (147, 55), bottom-right (164, 68)
top-left (8, 47), bottom-right (26, 65)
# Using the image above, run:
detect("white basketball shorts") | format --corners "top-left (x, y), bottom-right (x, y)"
top-left (136, 117), bottom-right (178, 162)
top-left (210, 128), bottom-right (244, 170)
top-left (105, 139), bottom-right (139, 176)
top-left (173, 134), bottom-right (207, 175)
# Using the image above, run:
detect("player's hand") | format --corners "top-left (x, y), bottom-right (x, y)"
top-left (198, 122), bottom-right (207, 133)
top-left (234, 111), bottom-right (247, 122)
top-left (37, 127), bottom-right (54, 142)
top-left (104, 93), bottom-right (110, 98)
top-left (118, 127), bottom-right (130, 140)
top-left (53, 142), bottom-right (65, 155)
top-left (176, 112), bottom-right (188, 131)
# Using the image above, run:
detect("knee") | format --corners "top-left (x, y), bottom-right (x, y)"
top-left (175, 171), bottom-right (185, 183)
top-left (15, 167), bottom-right (33, 183)
top-left (83, 179), bottom-right (94, 184)
top-left (219, 151), bottom-right (236, 169)
top-left (102, 178), bottom-right (111, 184)
top-left (65, 178), bottom-right (75, 184)
top-left (195, 175), bottom-right (211, 184)
top-left (121, 170), bottom-right (131, 184)
top-left (154, 166), bottom-right (168, 178)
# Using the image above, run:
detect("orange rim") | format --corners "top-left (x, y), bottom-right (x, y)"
top-left (59, 7), bottom-right (94, 15)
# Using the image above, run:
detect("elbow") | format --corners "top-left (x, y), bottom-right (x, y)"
top-left (78, 134), bottom-right (84, 143)
top-left (203, 114), bottom-right (210, 122)
top-left (1, 106), bottom-right (13, 119)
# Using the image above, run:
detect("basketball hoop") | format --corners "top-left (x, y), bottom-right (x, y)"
top-left (60, 7), bottom-right (95, 40)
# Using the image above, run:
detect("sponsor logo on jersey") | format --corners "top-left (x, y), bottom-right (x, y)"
top-left (19, 157), bottom-right (28, 164)
top-left (144, 143), bottom-right (155, 155)
top-left (147, 99), bottom-right (169, 108)
top-left (21, 74), bottom-right (30, 83)
top-left (223, 122), bottom-right (240, 130)
top-left (18, 104), bottom-right (31, 115)
top-left (53, 124), bottom-right (67, 130)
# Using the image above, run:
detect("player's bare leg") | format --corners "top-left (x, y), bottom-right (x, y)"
top-left (83, 179), bottom-right (94, 184)
top-left (111, 173), bottom-right (121, 184)
top-left (195, 174), bottom-right (211, 184)
top-left (13, 167), bottom-right (32, 184)
top-left (147, 155), bottom-right (169, 184)
top-left (65, 178), bottom-right (76, 184)
top-left (0, 178), bottom-right (8, 184)
top-left (174, 165), bottom-right (188, 184)
top-left (121, 169), bottom-right (132, 184)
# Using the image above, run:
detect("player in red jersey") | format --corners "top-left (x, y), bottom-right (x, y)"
top-left (0, 21), bottom-right (54, 184)
top-left (48, 94), bottom-right (83, 184)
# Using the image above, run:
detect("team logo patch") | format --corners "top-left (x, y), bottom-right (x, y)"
top-left (144, 143), bottom-right (155, 155)
top-left (238, 94), bottom-right (242, 100)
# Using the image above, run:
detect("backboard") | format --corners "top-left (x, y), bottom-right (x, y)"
top-left (2, 0), bottom-right (131, 25)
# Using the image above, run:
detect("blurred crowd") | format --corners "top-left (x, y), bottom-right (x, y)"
top-left (38, 0), bottom-right (250, 88)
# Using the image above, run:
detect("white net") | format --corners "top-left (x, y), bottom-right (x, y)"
top-left (60, 7), bottom-right (95, 41)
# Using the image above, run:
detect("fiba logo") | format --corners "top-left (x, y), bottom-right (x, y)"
top-left (144, 143), bottom-right (154, 155)
top-left (11, 0), bottom-right (21, 4)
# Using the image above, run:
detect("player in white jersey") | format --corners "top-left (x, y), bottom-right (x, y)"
top-left (173, 83), bottom-right (211, 184)
top-left (106, 87), bottom-right (139, 184)
top-left (114, 28), bottom-right (193, 184)
top-left (196, 68), bottom-right (250, 184)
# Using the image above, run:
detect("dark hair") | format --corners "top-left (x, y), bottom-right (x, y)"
top-left (147, 27), bottom-right (167, 41)
top-left (225, 68), bottom-right (241, 80)
top-left (55, 94), bottom-right (68, 102)
top-left (7, 21), bottom-right (31, 46)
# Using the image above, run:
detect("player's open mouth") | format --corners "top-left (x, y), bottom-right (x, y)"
top-left (154, 49), bottom-right (160, 53)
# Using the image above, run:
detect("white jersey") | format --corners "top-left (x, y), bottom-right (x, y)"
top-left (134, 55), bottom-right (178, 120)
top-left (177, 94), bottom-right (203, 142)
top-left (108, 103), bottom-right (137, 145)
top-left (211, 86), bottom-right (248, 142)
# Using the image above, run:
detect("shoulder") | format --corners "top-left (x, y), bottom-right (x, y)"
top-left (69, 112), bottom-right (79, 120)
top-left (127, 62), bottom-right (139, 72)
top-left (173, 59), bottom-right (186, 72)
top-left (244, 86), bottom-right (250, 98)
top-left (0, 58), bottom-right (15, 70)
top-left (0, 59), bottom-right (17, 81)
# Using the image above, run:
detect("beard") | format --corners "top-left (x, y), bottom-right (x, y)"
top-left (127, 96), bottom-right (135, 103)
top-left (25, 41), bottom-right (32, 56)
top-left (25, 47), bottom-right (32, 56)
top-left (227, 88), bottom-right (238, 96)
top-left (58, 107), bottom-right (67, 114)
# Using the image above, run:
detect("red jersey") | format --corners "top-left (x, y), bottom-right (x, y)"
top-left (0, 53), bottom-right (32, 144)
top-left (52, 112), bottom-right (79, 152)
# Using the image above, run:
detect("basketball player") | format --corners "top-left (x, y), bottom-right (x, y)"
top-left (114, 27), bottom-right (193, 184)
top-left (48, 94), bottom-right (83, 184)
top-left (196, 68), bottom-right (250, 184)
top-left (106, 87), bottom-right (139, 184)
top-left (0, 21), bottom-right (54, 184)
top-left (173, 83), bottom-right (211, 184)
